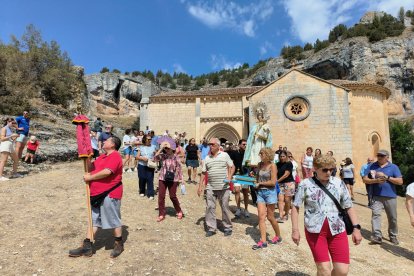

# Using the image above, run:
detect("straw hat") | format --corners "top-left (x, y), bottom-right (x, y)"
top-left (160, 141), bottom-right (173, 149)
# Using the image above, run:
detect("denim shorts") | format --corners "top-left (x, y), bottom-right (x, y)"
top-left (123, 147), bottom-right (133, 156)
top-left (256, 188), bottom-right (277, 205)
top-left (186, 159), bottom-right (199, 168)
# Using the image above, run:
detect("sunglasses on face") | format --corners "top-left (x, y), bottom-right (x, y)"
top-left (241, 143), bottom-right (247, 146)
top-left (288, 156), bottom-right (293, 158)
top-left (208, 143), bottom-right (217, 146)
top-left (321, 168), bottom-right (335, 173)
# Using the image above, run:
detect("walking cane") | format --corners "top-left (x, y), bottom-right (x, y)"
top-left (73, 114), bottom-right (94, 242)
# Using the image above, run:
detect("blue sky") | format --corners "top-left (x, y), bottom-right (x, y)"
top-left (1, 0), bottom-right (412, 76)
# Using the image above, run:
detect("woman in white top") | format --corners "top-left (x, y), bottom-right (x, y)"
top-left (341, 157), bottom-right (355, 200)
top-left (122, 129), bottom-right (133, 172)
top-left (300, 147), bottom-right (314, 179)
top-left (0, 118), bottom-right (21, 181)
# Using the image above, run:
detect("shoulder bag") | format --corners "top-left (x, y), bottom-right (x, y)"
top-left (312, 177), bottom-right (354, 235)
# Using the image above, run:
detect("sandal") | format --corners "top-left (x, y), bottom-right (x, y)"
top-left (156, 216), bottom-right (165, 222)
top-left (177, 212), bottom-right (184, 220)
top-left (252, 241), bottom-right (267, 250)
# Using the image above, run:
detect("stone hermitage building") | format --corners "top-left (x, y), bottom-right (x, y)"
top-left (140, 69), bottom-right (391, 184)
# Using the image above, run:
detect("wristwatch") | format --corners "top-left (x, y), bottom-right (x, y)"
top-left (353, 224), bottom-right (361, 230)
top-left (387, 175), bottom-right (391, 180)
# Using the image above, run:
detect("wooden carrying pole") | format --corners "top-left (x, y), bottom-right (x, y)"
top-left (83, 158), bottom-right (94, 243)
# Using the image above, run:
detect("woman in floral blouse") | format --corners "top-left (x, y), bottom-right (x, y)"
top-left (291, 155), bottom-right (362, 276)
top-left (154, 141), bottom-right (184, 222)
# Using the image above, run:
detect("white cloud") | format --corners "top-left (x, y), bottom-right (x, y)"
top-left (210, 54), bottom-right (241, 70)
top-left (260, 41), bottom-right (276, 56)
top-left (173, 63), bottom-right (186, 73)
top-left (369, 0), bottom-right (414, 16)
top-left (282, 0), bottom-right (413, 43)
top-left (184, 0), bottom-right (274, 37)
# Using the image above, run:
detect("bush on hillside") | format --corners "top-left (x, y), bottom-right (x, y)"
top-left (0, 24), bottom-right (81, 111)
top-left (390, 119), bottom-right (414, 195)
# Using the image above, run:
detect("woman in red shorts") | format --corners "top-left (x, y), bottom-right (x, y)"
top-left (291, 155), bottom-right (362, 276)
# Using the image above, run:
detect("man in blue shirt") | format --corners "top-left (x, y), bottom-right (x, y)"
top-left (15, 111), bottom-right (31, 159)
top-left (360, 157), bottom-right (375, 206)
top-left (363, 149), bottom-right (403, 245)
top-left (198, 138), bottom-right (210, 165)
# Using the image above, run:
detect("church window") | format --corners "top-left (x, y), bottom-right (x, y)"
top-left (283, 96), bottom-right (311, 121)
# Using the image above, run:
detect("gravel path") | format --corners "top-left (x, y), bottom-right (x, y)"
top-left (0, 161), bottom-right (413, 275)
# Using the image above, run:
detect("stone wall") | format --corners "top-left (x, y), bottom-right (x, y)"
top-left (249, 70), bottom-right (353, 170)
top-left (348, 88), bottom-right (391, 184)
top-left (147, 100), bottom-right (196, 138)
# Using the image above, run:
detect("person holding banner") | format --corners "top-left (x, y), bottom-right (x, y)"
top-left (69, 136), bottom-right (124, 258)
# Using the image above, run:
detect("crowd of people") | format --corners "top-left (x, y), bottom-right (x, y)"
top-left (0, 111), bottom-right (41, 181)
top-left (22, 118), bottom-right (405, 275)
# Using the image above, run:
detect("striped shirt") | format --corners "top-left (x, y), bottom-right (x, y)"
top-left (202, 151), bottom-right (234, 190)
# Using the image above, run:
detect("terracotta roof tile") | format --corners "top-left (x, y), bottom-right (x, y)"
top-left (151, 87), bottom-right (262, 98)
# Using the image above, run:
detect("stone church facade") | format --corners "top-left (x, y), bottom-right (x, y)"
top-left (140, 69), bottom-right (391, 184)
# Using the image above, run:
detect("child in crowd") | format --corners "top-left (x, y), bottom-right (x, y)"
top-left (24, 135), bottom-right (40, 163)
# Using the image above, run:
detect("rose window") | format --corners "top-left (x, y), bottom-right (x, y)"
top-left (283, 96), bottom-right (311, 121)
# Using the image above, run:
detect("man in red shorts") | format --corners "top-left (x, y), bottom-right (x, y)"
top-left (69, 136), bottom-right (124, 258)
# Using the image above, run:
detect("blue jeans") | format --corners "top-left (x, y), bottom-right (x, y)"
top-left (138, 164), bottom-right (155, 197)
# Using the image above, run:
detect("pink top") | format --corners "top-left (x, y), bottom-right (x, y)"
top-left (155, 153), bottom-right (183, 182)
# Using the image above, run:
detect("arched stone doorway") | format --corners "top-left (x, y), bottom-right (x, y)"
top-left (368, 131), bottom-right (381, 157)
top-left (204, 123), bottom-right (240, 145)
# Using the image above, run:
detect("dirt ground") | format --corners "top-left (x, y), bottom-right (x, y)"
top-left (0, 161), bottom-right (413, 276)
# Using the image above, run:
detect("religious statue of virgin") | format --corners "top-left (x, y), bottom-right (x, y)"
top-left (243, 102), bottom-right (273, 167)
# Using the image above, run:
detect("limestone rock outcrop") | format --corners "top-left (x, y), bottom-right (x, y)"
top-left (83, 73), bottom-right (158, 116)
top-left (252, 30), bottom-right (414, 116)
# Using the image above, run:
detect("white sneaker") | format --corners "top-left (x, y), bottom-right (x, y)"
top-left (0, 176), bottom-right (10, 181)
top-left (139, 194), bottom-right (145, 197)
top-left (235, 208), bottom-right (242, 218)
top-left (149, 196), bottom-right (154, 200)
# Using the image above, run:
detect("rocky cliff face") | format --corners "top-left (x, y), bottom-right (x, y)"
top-left (83, 73), bottom-right (158, 116)
top-left (253, 29), bottom-right (414, 116)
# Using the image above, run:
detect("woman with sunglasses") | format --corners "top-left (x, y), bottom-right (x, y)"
top-left (276, 150), bottom-right (295, 222)
top-left (0, 118), bottom-right (21, 181)
top-left (292, 155), bottom-right (362, 276)
top-left (136, 134), bottom-right (157, 199)
top-left (154, 141), bottom-right (184, 222)
top-left (252, 147), bottom-right (282, 249)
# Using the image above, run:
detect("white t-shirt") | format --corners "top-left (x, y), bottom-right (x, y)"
top-left (406, 183), bottom-right (414, 198)
top-left (342, 164), bottom-right (354, 178)
top-left (122, 135), bottom-right (131, 150)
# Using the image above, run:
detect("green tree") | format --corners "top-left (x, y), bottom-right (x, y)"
top-left (328, 24), bottom-right (348, 42)
top-left (100, 67), bottom-right (110, 73)
top-left (208, 73), bottom-right (220, 85)
top-left (313, 39), bottom-right (330, 52)
top-left (390, 119), bottom-right (414, 195)
top-left (304, 43), bottom-right (313, 51)
top-left (398, 7), bottom-right (405, 23)
top-left (112, 69), bottom-right (121, 73)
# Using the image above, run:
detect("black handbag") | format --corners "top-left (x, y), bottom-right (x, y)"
top-left (164, 156), bottom-right (176, 183)
top-left (90, 182), bottom-right (122, 208)
top-left (312, 177), bottom-right (354, 235)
